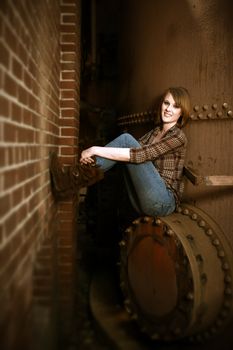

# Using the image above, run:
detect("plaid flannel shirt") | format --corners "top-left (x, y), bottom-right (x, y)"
top-left (129, 125), bottom-right (187, 206)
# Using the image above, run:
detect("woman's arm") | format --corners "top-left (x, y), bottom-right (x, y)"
top-left (80, 146), bottom-right (130, 165)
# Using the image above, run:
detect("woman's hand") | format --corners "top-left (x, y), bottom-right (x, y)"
top-left (80, 147), bottom-right (96, 165)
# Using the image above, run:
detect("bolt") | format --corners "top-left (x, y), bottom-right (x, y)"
top-left (212, 103), bottom-right (218, 110)
top-left (212, 239), bottom-right (220, 246)
top-left (166, 229), bottom-right (174, 236)
top-left (198, 220), bottom-right (206, 227)
top-left (206, 228), bottom-right (213, 236)
top-left (191, 213), bottom-right (198, 220)
top-left (225, 275), bottom-right (232, 283)
top-left (218, 250), bottom-right (225, 257)
top-left (225, 287), bottom-right (232, 296)
top-left (186, 292), bottom-right (194, 300)
top-left (222, 262), bottom-right (229, 270)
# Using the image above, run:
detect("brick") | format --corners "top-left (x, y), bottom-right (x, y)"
top-left (12, 187), bottom-right (23, 207)
top-left (61, 62), bottom-right (76, 70)
top-left (61, 43), bottom-right (76, 53)
top-left (4, 73), bottom-right (17, 97)
top-left (11, 101), bottom-right (22, 123)
top-left (4, 122), bottom-right (17, 142)
top-left (60, 99), bottom-right (76, 108)
top-left (0, 193), bottom-right (11, 218)
top-left (60, 24), bottom-right (76, 33)
top-left (61, 127), bottom-right (77, 137)
top-left (61, 71), bottom-right (75, 80)
top-left (12, 57), bottom-right (23, 80)
top-left (60, 81), bottom-right (76, 89)
top-left (62, 15), bottom-right (76, 24)
top-left (23, 70), bottom-right (32, 90)
top-left (5, 211), bottom-right (18, 238)
top-left (61, 52), bottom-right (75, 62)
top-left (0, 94), bottom-right (10, 117)
top-left (60, 109), bottom-right (75, 118)
top-left (0, 41), bottom-right (10, 68)
top-left (60, 90), bottom-right (75, 99)
top-left (61, 33), bottom-right (75, 43)
top-left (58, 137), bottom-right (76, 147)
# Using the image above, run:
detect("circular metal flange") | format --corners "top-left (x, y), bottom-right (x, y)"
top-left (119, 204), bottom-right (233, 342)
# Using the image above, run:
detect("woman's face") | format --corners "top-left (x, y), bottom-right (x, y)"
top-left (161, 92), bottom-right (182, 127)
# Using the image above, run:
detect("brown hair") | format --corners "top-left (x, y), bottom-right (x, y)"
top-left (157, 87), bottom-right (191, 128)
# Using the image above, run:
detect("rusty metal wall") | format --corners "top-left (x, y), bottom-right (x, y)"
top-left (116, 0), bottom-right (233, 249)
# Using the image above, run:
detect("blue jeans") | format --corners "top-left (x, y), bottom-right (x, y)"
top-left (95, 133), bottom-right (176, 217)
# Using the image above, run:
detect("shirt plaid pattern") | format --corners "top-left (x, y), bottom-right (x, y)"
top-left (129, 125), bottom-right (187, 205)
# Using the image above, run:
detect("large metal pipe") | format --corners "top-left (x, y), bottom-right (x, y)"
top-left (120, 204), bottom-right (233, 342)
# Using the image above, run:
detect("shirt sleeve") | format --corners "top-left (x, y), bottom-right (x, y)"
top-left (129, 129), bottom-right (187, 164)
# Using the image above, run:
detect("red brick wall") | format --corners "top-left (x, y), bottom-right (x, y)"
top-left (0, 0), bottom-right (80, 348)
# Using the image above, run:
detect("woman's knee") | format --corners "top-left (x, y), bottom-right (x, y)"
top-left (120, 133), bottom-right (139, 147)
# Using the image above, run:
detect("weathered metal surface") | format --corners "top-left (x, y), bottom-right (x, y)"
top-left (120, 204), bottom-right (233, 342)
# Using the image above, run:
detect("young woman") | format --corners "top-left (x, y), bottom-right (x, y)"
top-left (50, 86), bottom-right (191, 217)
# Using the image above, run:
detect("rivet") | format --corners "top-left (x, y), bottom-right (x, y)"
top-left (225, 275), bottom-right (232, 283)
top-left (132, 219), bottom-right (140, 226)
top-left (191, 213), bottom-right (198, 220)
top-left (201, 273), bottom-right (207, 284)
top-left (190, 114), bottom-right (196, 120)
top-left (119, 240), bottom-right (126, 247)
top-left (222, 103), bottom-right (228, 109)
top-left (220, 310), bottom-right (228, 318)
top-left (155, 218), bottom-right (162, 226)
top-left (131, 313), bottom-right (138, 320)
top-left (225, 287), bottom-right (232, 296)
top-left (194, 105), bottom-right (199, 112)
top-left (186, 234), bottom-right (194, 241)
top-left (223, 300), bottom-right (231, 308)
top-left (183, 208), bottom-right (190, 215)
top-left (198, 220), bottom-right (206, 227)
top-left (195, 334), bottom-right (202, 342)
top-left (212, 239), bottom-right (220, 246)
top-left (166, 229), bottom-right (174, 236)
top-left (151, 333), bottom-right (160, 340)
top-left (125, 227), bottom-right (132, 234)
top-left (197, 113), bottom-right (203, 119)
top-left (143, 216), bottom-right (150, 223)
top-left (203, 104), bottom-right (209, 111)
top-left (222, 262), bottom-right (229, 270)
top-left (196, 254), bottom-right (203, 263)
top-left (207, 113), bottom-right (213, 118)
top-left (210, 326), bottom-right (217, 334)
top-left (206, 228), bottom-right (213, 236)
top-left (203, 331), bottom-right (210, 339)
top-left (186, 292), bottom-right (194, 300)
top-left (177, 206), bottom-right (182, 213)
top-left (173, 327), bottom-right (181, 335)
top-left (218, 250), bottom-right (225, 257)
top-left (227, 110), bottom-right (233, 117)
top-left (212, 103), bottom-right (218, 110)
top-left (215, 319), bottom-right (223, 327)
top-left (217, 111), bottom-right (223, 117)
